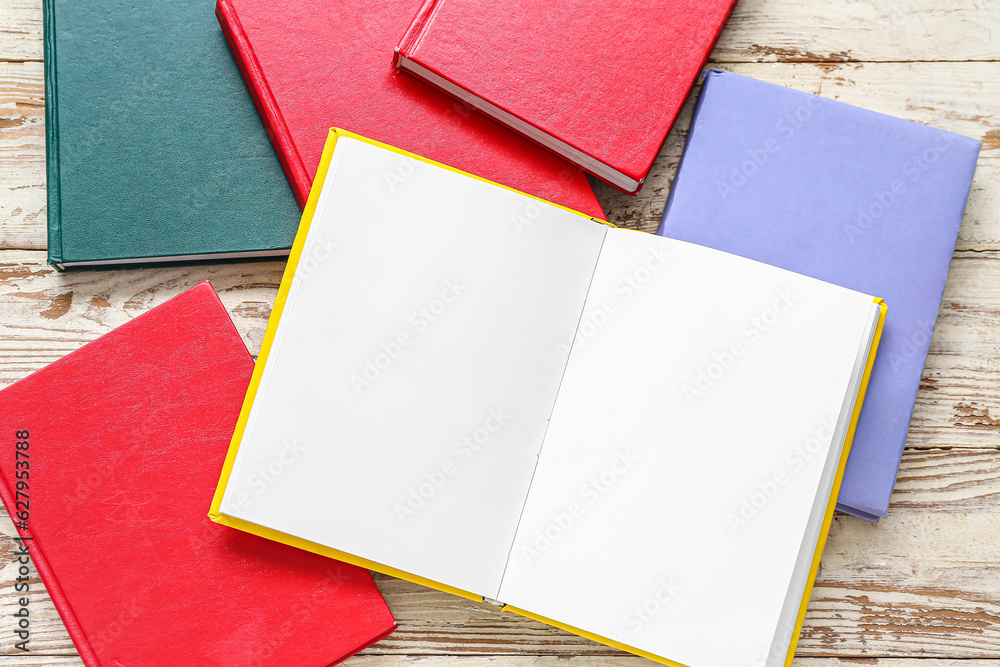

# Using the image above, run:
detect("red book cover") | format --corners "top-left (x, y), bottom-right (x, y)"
top-left (394, 0), bottom-right (739, 194)
top-left (0, 282), bottom-right (395, 666)
top-left (215, 0), bottom-right (605, 219)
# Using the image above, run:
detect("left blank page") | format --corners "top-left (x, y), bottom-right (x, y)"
top-left (219, 136), bottom-right (607, 596)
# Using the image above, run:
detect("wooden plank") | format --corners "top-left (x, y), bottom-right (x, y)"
top-left (714, 0), bottom-right (1000, 63)
top-left (4, 60), bottom-right (997, 250)
top-left (0, 326), bottom-right (1000, 659)
top-left (356, 660), bottom-right (1000, 667)
top-left (0, 61), bottom-right (44, 251)
top-left (363, 449), bottom-right (1000, 657)
top-left (1, 2), bottom-right (1000, 664)
top-left (0, 253), bottom-right (285, 386)
top-left (0, 254), bottom-right (999, 450)
top-left (0, 0), bottom-right (41, 63)
top-left (0, 658), bottom-right (993, 667)
top-left (3, 0), bottom-right (1000, 64)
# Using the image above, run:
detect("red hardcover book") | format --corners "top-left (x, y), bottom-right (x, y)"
top-left (0, 282), bottom-right (395, 666)
top-left (394, 0), bottom-right (739, 194)
top-left (215, 0), bottom-right (605, 219)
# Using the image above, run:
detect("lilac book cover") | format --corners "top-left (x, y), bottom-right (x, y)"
top-left (658, 69), bottom-right (980, 521)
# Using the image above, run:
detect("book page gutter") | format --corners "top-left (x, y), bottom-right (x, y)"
top-left (220, 136), bottom-right (609, 598)
top-left (496, 229), bottom-right (877, 667)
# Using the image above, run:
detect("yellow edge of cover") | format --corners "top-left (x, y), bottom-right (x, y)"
top-left (209, 127), bottom-right (610, 605)
top-left (209, 127), bottom-right (886, 667)
top-left (781, 297), bottom-right (887, 667)
top-left (507, 301), bottom-right (888, 667)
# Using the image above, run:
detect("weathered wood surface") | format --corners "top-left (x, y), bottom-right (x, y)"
top-left (2, 0), bottom-right (999, 63)
top-left (0, 444), bottom-right (999, 659)
top-left (0, 254), bottom-right (998, 451)
top-left (2, 0), bottom-right (1000, 663)
top-left (3, 59), bottom-right (999, 246)
top-left (0, 659), bottom-right (998, 667)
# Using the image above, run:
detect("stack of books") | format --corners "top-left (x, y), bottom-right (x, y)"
top-left (0, 0), bottom-right (980, 666)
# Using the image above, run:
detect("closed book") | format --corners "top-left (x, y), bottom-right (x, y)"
top-left (44, 0), bottom-right (301, 269)
top-left (657, 69), bottom-right (981, 520)
top-left (213, 0), bottom-right (604, 219)
top-left (0, 282), bottom-right (395, 666)
top-left (393, 0), bottom-right (738, 194)
top-left (210, 128), bottom-right (887, 667)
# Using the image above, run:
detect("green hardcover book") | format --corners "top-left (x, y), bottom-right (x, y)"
top-left (44, 0), bottom-right (300, 269)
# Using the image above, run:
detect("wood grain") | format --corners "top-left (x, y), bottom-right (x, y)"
top-left (3, 0), bottom-right (1000, 63)
top-left (0, 447), bottom-right (998, 658)
top-left (0, 61), bottom-right (43, 251)
top-left (0, 658), bottom-right (998, 667)
top-left (0, 254), bottom-right (998, 453)
top-left (352, 661), bottom-right (1000, 667)
top-left (2, 0), bottom-right (1000, 663)
top-left (4, 59), bottom-right (998, 248)
top-left (0, 0), bottom-right (41, 63)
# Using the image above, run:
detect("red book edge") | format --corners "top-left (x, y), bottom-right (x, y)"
top-left (0, 282), bottom-right (231, 667)
top-left (216, 0), bottom-right (310, 209)
top-left (393, 0), bottom-right (441, 67)
top-left (0, 283), bottom-right (394, 663)
top-left (394, 0), bottom-right (740, 195)
top-left (0, 479), bottom-right (100, 666)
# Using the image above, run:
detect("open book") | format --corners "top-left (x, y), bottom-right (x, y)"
top-left (211, 130), bottom-right (886, 667)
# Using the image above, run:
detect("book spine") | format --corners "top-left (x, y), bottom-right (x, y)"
top-left (0, 462), bottom-right (100, 665)
top-left (393, 0), bottom-right (442, 65)
top-left (215, 0), bottom-right (310, 209)
top-left (42, 0), bottom-right (63, 268)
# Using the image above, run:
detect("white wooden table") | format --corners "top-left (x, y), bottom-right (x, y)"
top-left (1, 0), bottom-right (999, 664)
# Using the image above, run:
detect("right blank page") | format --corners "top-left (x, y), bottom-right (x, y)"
top-left (498, 229), bottom-right (877, 667)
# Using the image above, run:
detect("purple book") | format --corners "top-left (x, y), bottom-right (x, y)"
top-left (658, 69), bottom-right (980, 521)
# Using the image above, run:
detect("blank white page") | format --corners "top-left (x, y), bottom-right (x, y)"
top-left (220, 136), bottom-right (607, 596)
top-left (498, 228), bottom-right (877, 667)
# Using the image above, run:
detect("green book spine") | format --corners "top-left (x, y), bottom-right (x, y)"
top-left (43, 0), bottom-right (63, 268)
